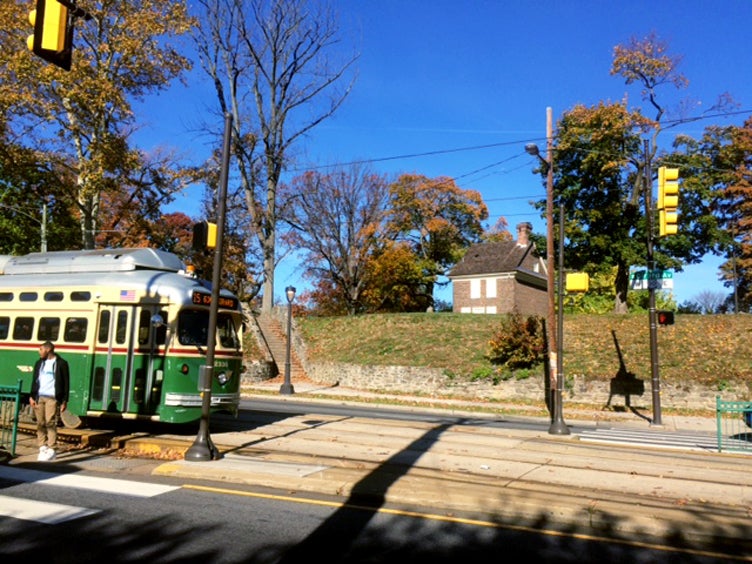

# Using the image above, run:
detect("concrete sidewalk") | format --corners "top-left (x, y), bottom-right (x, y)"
top-left (155, 385), bottom-right (749, 548)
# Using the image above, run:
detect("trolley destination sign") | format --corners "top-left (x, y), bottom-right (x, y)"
top-left (629, 269), bottom-right (674, 290)
top-left (191, 290), bottom-right (239, 310)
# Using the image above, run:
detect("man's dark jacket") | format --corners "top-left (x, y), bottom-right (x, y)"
top-left (30, 354), bottom-right (70, 403)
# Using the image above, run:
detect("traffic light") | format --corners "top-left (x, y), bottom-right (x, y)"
top-left (657, 310), bottom-right (675, 326)
top-left (27, 0), bottom-right (72, 70)
top-left (192, 221), bottom-right (217, 250)
top-left (657, 166), bottom-right (679, 237)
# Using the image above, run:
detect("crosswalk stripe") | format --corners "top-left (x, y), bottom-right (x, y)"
top-left (578, 428), bottom-right (720, 451)
top-left (0, 466), bottom-right (179, 497)
top-left (0, 494), bottom-right (99, 524)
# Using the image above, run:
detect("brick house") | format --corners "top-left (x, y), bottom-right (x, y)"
top-left (447, 222), bottom-right (547, 315)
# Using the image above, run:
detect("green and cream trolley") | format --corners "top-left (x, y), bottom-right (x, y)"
top-left (0, 248), bottom-right (243, 425)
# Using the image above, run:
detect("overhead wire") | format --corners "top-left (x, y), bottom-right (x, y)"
top-left (288, 107), bottom-right (751, 226)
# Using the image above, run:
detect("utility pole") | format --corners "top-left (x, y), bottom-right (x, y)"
top-left (524, 107), bottom-right (557, 422)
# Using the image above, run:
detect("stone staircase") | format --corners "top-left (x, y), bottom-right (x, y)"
top-left (254, 313), bottom-right (307, 382)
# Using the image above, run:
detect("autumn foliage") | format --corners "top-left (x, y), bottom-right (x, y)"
top-left (486, 313), bottom-right (546, 371)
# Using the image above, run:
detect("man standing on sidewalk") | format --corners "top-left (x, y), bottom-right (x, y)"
top-left (29, 341), bottom-right (69, 461)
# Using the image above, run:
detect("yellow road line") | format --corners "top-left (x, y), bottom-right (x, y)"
top-left (183, 483), bottom-right (750, 562)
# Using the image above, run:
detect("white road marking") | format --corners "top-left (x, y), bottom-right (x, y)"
top-left (0, 495), bottom-right (99, 524)
top-left (0, 465), bottom-right (179, 497)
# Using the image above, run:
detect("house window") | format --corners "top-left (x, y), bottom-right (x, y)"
top-left (470, 279), bottom-right (481, 299)
top-left (485, 278), bottom-right (497, 298)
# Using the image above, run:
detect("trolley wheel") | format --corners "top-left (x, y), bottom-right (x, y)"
top-left (61, 409), bottom-right (83, 429)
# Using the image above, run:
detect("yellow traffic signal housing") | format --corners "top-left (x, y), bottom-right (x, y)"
top-left (27, 0), bottom-right (72, 70)
top-left (657, 166), bottom-right (679, 237)
top-left (565, 272), bottom-right (589, 293)
top-left (193, 221), bottom-right (218, 250)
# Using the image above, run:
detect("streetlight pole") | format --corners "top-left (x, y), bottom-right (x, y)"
top-left (552, 203), bottom-right (569, 434)
top-left (280, 286), bottom-right (296, 395)
top-left (41, 198), bottom-right (48, 252)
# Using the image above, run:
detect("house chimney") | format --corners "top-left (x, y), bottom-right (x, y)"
top-left (516, 222), bottom-right (532, 246)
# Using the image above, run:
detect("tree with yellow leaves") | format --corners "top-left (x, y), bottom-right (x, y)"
top-left (0, 1), bottom-right (194, 250)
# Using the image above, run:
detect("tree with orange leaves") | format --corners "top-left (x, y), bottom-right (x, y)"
top-left (386, 173), bottom-right (488, 307)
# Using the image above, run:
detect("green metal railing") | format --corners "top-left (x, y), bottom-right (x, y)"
top-left (716, 396), bottom-right (752, 454)
top-left (0, 380), bottom-right (22, 457)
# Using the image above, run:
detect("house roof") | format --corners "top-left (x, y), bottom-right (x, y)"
top-left (448, 240), bottom-right (541, 278)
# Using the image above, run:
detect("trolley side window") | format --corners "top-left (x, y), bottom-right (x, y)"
top-left (0, 292), bottom-right (12, 302)
top-left (64, 317), bottom-right (88, 343)
top-left (19, 292), bottom-right (38, 302)
top-left (115, 310), bottom-right (128, 344)
top-left (44, 291), bottom-right (64, 302)
top-left (13, 317), bottom-right (34, 340)
top-left (71, 291), bottom-right (91, 302)
top-left (0, 317), bottom-right (9, 339)
top-left (98, 310), bottom-right (110, 343)
top-left (38, 317), bottom-right (60, 342)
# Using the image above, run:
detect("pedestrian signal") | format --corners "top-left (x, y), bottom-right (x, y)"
top-left (657, 310), bottom-right (675, 326)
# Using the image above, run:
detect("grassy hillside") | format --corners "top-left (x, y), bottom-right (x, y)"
top-left (296, 313), bottom-right (752, 389)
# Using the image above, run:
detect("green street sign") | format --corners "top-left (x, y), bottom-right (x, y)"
top-left (629, 269), bottom-right (674, 290)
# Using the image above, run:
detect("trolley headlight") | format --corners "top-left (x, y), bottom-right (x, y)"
top-left (217, 371), bottom-right (229, 385)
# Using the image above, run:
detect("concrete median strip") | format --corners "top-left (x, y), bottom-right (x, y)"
top-left (156, 454), bottom-right (329, 478)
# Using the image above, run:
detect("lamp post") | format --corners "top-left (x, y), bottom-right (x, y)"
top-left (554, 204), bottom-right (569, 434)
top-left (525, 106), bottom-right (569, 435)
top-left (280, 286), bottom-right (296, 395)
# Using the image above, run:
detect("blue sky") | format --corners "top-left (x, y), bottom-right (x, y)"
top-left (136, 0), bottom-right (752, 306)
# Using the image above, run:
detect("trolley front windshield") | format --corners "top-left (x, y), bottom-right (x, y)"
top-left (177, 309), bottom-right (240, 349)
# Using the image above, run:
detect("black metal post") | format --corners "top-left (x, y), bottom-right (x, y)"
top-left (185, 112), bottom-right (233, 461)
top-left (644, 139), bottom-right (663, 427)
top-left (280, 286), bottom-right (296, 395)
top-left (549, 203), bottom-right (570, 435)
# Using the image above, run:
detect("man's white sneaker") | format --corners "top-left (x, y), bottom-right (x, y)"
top-left (37, 446), bottom-right (55, 461)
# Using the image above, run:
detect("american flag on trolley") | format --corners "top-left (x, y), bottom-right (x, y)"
top-left (119, 289), bottom-right (136, 302)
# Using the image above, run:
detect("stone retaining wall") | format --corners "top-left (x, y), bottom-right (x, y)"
top-left (243, 360), bottom-right (734, 411)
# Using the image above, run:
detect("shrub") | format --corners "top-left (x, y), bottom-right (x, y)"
top-left (487, 313), bottom-right (546, 371)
